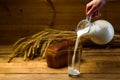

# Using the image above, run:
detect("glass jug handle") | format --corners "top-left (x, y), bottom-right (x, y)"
top-left (86, 16), bottom-right (91, 22)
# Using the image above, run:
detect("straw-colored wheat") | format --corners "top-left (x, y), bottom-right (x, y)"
top-left (8, 29), bottom-right (76, 62)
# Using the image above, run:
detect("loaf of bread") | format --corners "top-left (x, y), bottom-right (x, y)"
top-left (45, 40), bottom-right (82, 68)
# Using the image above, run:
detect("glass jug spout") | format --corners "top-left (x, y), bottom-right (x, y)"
top-left (76, 16), bottom-right (92, 37)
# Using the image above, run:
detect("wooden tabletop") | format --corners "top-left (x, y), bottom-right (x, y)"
top-left (0, 45), bottom-right (120, 80)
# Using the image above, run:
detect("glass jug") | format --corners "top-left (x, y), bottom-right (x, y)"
top-left (77, 17), bottom-right (114, 44)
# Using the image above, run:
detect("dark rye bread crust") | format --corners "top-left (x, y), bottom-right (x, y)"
top-left (45, 40), bottom-right (82, 68)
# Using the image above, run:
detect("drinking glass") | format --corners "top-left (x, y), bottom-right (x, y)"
top-left (68, 47), bottom-right (82, 77)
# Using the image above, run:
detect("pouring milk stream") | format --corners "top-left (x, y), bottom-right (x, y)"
top-left (68, 16), bottom-right (114, 76)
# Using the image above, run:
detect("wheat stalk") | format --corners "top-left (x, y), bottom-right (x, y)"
top-left (8, 29), bottom-right (76, 62)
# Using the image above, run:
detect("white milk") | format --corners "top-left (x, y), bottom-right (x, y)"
top-left (68, 67), bottom-right (80, 76)
top-left (68, 27), bottom-right (89, 76)
top-left (68, 20), bottom-right (114, 76)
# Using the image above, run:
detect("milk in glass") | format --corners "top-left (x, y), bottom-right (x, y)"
top-left (68, 27), bottom-right (89, 76)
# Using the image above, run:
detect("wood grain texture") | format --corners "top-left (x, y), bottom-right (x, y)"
top-left (0, 74), bottom-right (120, 80)
top-left (0, 45), bottom-right (120, 80)
top-left (0, 45), bottom-right (120, 74)
top-left (0, 45), bottom-right (120, 79)
top-left (0, 0), bottom-right (120, 44)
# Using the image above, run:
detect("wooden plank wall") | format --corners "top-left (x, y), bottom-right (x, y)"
top-left (0, 0), bottom-right (120, 44)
